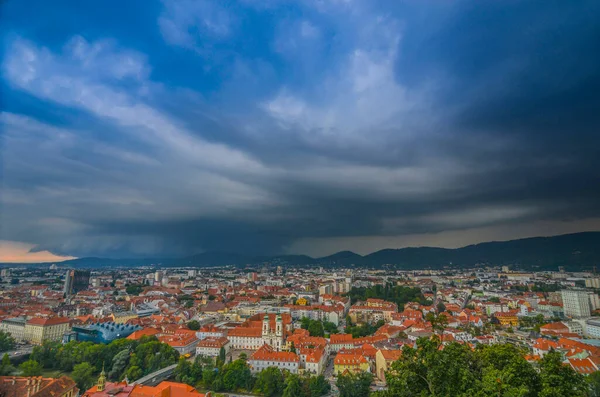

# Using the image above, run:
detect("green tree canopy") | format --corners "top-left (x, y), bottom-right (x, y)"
top-left (386, 339), bottom-right (588, 397)
top-left (254, 367), bottom-right (285, 397)
top-left (336, 372), bottom-right (373, 397)
top-left (0, 331), bottom-right (16, 353)
top-left (20, 359), bottom-right (43, 377)
top-left (187, 320), bottom-right (201, 330)
top-left (72, 362), bottom-right (95, 391)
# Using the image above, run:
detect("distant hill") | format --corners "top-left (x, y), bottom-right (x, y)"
top-left (2, 231), bottom-right (599, 270)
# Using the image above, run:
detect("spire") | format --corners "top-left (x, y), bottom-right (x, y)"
top-left (97, 364), bottom-right (106, 391)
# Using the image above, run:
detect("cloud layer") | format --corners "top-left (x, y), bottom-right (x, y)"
top-left (1, 0), bottom-right (599, 259)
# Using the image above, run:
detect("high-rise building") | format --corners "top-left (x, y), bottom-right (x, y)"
top-left (154, 270), bottom-right (163, 283)
top-left (562, 290), bottom-right (591, 318)
top-left (64, 269), bottom-right (90, 296)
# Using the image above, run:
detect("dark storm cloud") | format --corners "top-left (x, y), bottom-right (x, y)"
top-left (1, 0), bottom-right (600, 258)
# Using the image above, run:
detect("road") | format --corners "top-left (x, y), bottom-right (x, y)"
top-left (3, 346), bottom-right (33, 357)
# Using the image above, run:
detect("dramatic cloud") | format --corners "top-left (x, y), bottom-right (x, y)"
top-left (1, 0), bottom-right (599, 259)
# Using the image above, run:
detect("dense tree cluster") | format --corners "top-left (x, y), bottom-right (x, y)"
top-left (384, 338), bottom-right (588, 397)
top-left (346, 284), bottom-right (430, 310)
top-left (345, 319), bottom-right (385, 338)
top-left (173, 355), bottom-right (330, 397)
top-left (125, 284), bottom-right (144, 295)
top-left (187, 320), bottom-right (201, 330)
top-left (336, 372), bottom-right (373, 397)
top-left (519, 314), bottom-right (547, 332)
top-left (300, 318), bottom-right (338, 336)
top-left (0, 331), bottom-right (16, 353)
top-left (0, 354), bottom-right (15, 376)
top-left (30, 335), bottom-right (179, 382)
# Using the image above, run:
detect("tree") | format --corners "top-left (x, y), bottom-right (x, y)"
top-left (219, 346), bottom-right (226, 362)
top-left (538, 350), bottom-right (588, 397)
top-left (0, 354), bottom-right (14, 376)
top-left (0, 331), bottom-right (15, 353)
top-left (589, 371), bottom-right (600, 397)
top-left (477, 344), bottom-right (540, 397)
top-left (187, 320), bottom-right (200, 331)
top-left (126, 366), bottom-right (143, 381)
top-left (387, 338), bottom-right (477, 396)
top-left (436, 302), bottom-right (446, 313)
top-left (309, 375), bottom-right (330, 397)
top-left (72, 362), bottom-right (95, 391)
top-left (219, 358), bottom-right (254, 392)
top-left (425, 312), bottom-right (448, 337)
top-left (109, 349), bottom-right (130, 380)
top-left (20, 359), bottom-right (43, 376)
top-left (290, 342), bottom-right (296, 354)
top-left (283, 374), bottom-right (305, 397)
top-left (255, 367), bottom-right (285, 397)
top-left (323, 321), bottom-right (339, 334)
top-left (125, 284), bottom-right (144, 295)
top-left (336, 372), bottom-right (373, 397)
top-left (308, 321), bottom-right (325, 337)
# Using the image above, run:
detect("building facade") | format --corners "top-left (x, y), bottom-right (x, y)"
top-left (562, 290), bottom-right (591, 318)
top-left (0, 317), bottom-right (27, 342)
top-left (249, 344), bottom-right (299, 373)
top-left (25, 317), bottom-right (71, 345)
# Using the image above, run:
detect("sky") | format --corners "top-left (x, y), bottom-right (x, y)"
top-left (1, 0), bottom-right (600, 261)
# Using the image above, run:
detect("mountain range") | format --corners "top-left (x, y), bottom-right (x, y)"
top-left (3, 231), bottom-right (600, 270)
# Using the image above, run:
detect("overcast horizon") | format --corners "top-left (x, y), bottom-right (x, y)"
top-left (1, 0), bottom-right (600, 263)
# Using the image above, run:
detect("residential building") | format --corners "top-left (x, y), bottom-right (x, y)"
top-left (111, 311), bottom-right (138, 324)
top-left (249, 344), bottom-right (300, 373)
top-left (25, 317), bottom-right (71, 345)
top-left (375, 349), bottom-right (402, 382)
top-left (586, 318), bottom-right (600, 339)
top-left (0, 317), bottom-right (27, 342)
top-left (196, 337), bottom-right (230, 357)
top-left (334, 351), bottom-right (370, 374)
top-left (562, 290), bottom-right (591, 318)
top-left (159, 331), bottom-right (199, 356)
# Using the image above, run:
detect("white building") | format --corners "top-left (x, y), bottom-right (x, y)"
top-left (586, 319), bottom-right (600, 339)
top-left (562, 290), bottom-right (591, 318)
top-left (249, 344), bottom-right (300, 374)
top-left (0, 317), bottom-right (26, 342)
top-left (196, 337), bottom-right (230, 357)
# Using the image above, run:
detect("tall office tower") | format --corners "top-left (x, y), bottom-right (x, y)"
top-left (64, 269), bottom-right (91, 296)
top-left (73, 270), bottom-right (90, 292)
top-left (562, 290), bottom-right (591, 318)
top-left (64, 270), bottom-right (73, 295)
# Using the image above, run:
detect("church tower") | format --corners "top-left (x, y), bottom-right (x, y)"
top-left (275, 314), bottom-right (283, 337)
top-left (97, 365), bottom-right (107, 392)
top-left (262, 314), bottom-right (270, 337)
top-left (275, 314), bottom-right (283, 350)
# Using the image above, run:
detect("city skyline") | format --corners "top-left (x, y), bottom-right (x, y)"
top-left (2, 0), bottom-right (600, 261)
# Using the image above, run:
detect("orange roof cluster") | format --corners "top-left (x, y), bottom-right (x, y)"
top-left (26, 317), bottom-right (71, 326)
top-left (158, 330), bottom-right (198, 348)
top-left (379, 349), bottom-right (402, 362)
top-left (197, 337), bottom-right (229, 348)
top-left (130, 381), bottom-right (209, 397)
top-left (250, 344), bottom-right (299, 362)
top-left (334, 351), bottom-right (368, 366)
top-left (127, 327), bottom-right (160, 340)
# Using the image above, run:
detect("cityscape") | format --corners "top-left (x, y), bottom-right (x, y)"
top-left (0, 256), bottom-right (600, 396)
top-left (2, 0), bottom-right (600, 396)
